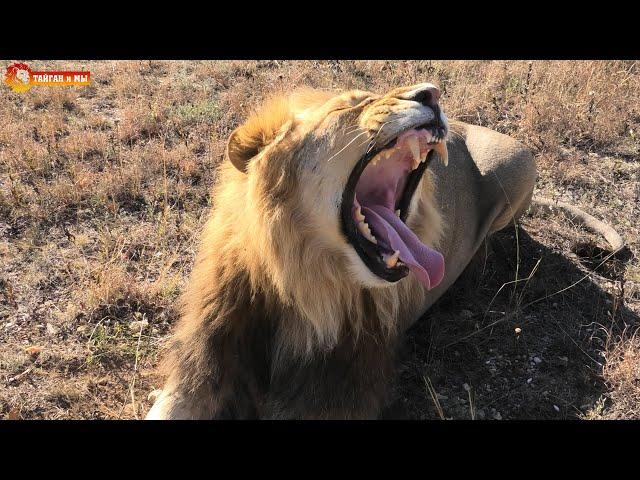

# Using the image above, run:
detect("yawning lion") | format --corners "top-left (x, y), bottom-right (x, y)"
top-left (147, 83), bottom-right (623, 419)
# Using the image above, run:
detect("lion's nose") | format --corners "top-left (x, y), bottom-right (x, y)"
top-left (410, 85), bottom-right (440, 108)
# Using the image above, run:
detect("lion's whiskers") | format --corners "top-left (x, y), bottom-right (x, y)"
top-left (363, 119), bottom-right (400, 154)
top-left (326, 130), bottom-right (370, 163)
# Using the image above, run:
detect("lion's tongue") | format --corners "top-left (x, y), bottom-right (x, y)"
top-left (361, 205), bottom-right (445, 290)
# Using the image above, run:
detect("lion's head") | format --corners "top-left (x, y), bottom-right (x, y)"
top-left (205, 84), bottom-right (449, 349)
top-left (15, 69), bottom-right (30, 84)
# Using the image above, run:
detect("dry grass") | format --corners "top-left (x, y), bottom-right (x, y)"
top-left (584, 331), bottom-right (640, 419)
top-left (1, 60), bottom-right (639, 419)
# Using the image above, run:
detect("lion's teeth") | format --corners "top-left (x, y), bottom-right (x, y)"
top-left (433, 141), bottom-right (448, 167)
top-left (354, 206), bottom-right (366, 222)
top-left (383, 250), bottom-right (400, 268)
top-left (420, 151), bottom-right (428, 163)
top-left (407, 136), bottom-right (420, 163)
top-left (357, 221), bottom-right (377, 244)
top-left (395, 209), bottom-right (401, 217)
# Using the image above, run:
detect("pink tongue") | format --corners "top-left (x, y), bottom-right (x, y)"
top-left (361, 205), bottom-right (445, 290)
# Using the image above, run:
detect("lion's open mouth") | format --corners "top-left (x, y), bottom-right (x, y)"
top-left (341, 124), bottom-right (447, 289)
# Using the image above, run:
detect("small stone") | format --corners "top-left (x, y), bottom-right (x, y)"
top-left (76, 325), bottom-right (89, 334)
top-left (514, 327), bottom-right (522, 335)
top-left (129, 319), bottom-right (149, 333)
top-left (527, 377), bottom-right (533, 384)
top-left (558, 356), bottom-right (569, 365)
top-left (460, 309), bottom-right (473, 319)
top-left (46, 323), bottom-right (60, 336)
top-left (493, 411), bottom-right (502, 420)
top-left (476, 409), bottom-right (486, 420)
top-left (533, 356), bottom-right (542, 364)
top-left (553, 405), bottom-right (560, 412)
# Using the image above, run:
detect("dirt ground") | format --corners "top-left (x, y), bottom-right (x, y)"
top-left (1, 60), bottom-right (639, 419)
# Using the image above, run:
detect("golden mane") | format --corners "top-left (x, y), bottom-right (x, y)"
top-left (158, 87), bottom-right (444, 418)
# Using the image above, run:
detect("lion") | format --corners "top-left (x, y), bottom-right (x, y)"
top-left (15, 68), bottom-right (30, 85)
top-left (146, 83), bottom-right (624, 419)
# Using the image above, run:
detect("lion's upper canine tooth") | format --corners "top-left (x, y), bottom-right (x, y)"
top-left (355, 206), bottom-right (366, 222)
top-left (407, 136), bottom-right (420, 162)
top-left (383, 250), bottom-right (400, 268)
top-left (357, 221), bottom-right (377, 244)
top-left (433, 141), bottom-right (448, 167)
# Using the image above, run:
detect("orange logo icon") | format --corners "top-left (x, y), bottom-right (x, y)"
top-left (4, 62), bottom-right (91, 93)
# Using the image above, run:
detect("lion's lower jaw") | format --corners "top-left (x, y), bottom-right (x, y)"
top-left (345, 249), bottom-right (399, 288)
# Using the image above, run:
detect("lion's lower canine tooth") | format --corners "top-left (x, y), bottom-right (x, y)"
top-left (395, 209), bottom-right (401, 217)
top-left (358, 221), bottom-right (377, 244)
top-left (383, 250), bottom-right (400, 268)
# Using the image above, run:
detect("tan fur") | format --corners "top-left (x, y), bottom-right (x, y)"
top-left (147, 84), bottom-right (536, 419)
top-left (190, 87), bottom-right (442, 355)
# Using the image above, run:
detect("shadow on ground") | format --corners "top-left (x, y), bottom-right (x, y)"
top-left (384, 222), bottom-right (638, 420)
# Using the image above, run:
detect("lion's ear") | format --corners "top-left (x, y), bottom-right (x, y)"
top-left (225, 95), bottom-right (296, 173)
top-left (225, 126), bottom-right (262, 173)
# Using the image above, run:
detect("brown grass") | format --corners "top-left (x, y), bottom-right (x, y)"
top-left (584, 331), bottom-right (640, 419)
top-left (1, 60), bottom-right (638, 419)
